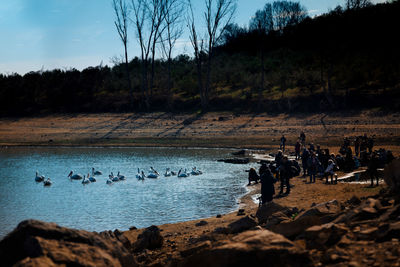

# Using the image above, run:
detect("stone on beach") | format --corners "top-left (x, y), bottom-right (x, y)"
top-left (178, 229), bottom-right (313, 267)
top-left (133, 225), bottom-right (163, 252)
top-left (0, 219), bottom-right (136, 267)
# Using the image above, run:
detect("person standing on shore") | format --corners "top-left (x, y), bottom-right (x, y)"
top-left (279, 156), bottom-right (292, 195)
top-left (260, 163), bottom-right (275, 204)
top-left (280, 135), bottom-right (287, 152)
top-left (301, 147), bottom-right (310, 177)
top-left (307, 152), bottom-right (319, 183)
top-left (354, 136), bottom-right (361, 157)
top-left (368, 152), bottom-right (380, 186)
top-left (295, 140), bottom-right (301, 160)
top-left (368, 136), bottom-right (374, 154)
top-left (300, 131), bottom-right (306, 148)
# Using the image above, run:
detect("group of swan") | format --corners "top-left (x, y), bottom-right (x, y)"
top-left (106, 171), bottom-right (126, 184)
top-left (135, 167), bottom-right (203, 179)
top-left (67, 168), bottom-right (103, 184)
top-left (35, 171), bottom-right (52, 186)
top-left (178, 167), bottom-right (203, 177)
top-left (135, 167), bottom-right (159, 179)
top-left (36, 166), bottom-right (202, 187)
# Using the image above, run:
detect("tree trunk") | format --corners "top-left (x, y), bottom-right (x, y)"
top-left (204, 53), bottom-right (212, 110)
top-left (196, 56), bottom-right (206, 110)
top-left (124, 44), bottom-right (133, 109)
top-left (167, 57), bottom-right (173, 110)
top-left (150, 54), bottom-right (155, 97)
top-left (324, 60), bottom-right (334, 108)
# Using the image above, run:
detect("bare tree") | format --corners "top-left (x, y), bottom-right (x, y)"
top-left (346, 0), bottom-right (372, 9)
top-left (112, 0), bottom-right (133, 106)
top-left (272, 1), bottom-right (307, 33)
top-left (131, 0), bottom-right (165, 109)
top-left (187, 1), bottom-right (206, 109)
top-left (149, 0), bottom-right (167, 97)
top-left (187, 0), bottom-right (237, 110)
top-left (159, 0), bottom-right (185, 108)
top-left (204, 0), bottom-right (237, 109)
top-left (249, 3), bottom-right (273, 107)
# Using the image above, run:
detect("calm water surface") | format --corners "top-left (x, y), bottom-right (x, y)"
top-left (0, 147), bottom-right (254, 238)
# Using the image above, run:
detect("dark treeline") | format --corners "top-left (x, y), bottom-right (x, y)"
top-left (1, 0), bottom-right (399, 116)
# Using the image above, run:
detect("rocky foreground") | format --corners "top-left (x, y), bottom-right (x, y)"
top-left (1, 160), bottom-right (400, 267)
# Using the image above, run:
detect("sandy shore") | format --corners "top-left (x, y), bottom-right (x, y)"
top-left (0, 112), bottom-right (399, 153)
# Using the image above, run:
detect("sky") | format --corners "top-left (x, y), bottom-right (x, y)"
top-left (0, 0), bottom-right (387, 75)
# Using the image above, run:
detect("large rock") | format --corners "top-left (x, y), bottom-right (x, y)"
top-left (379, 203), bottom-right (400, 222)
top-left (335, 198), bottom-right (384, 224)
top-left (269, 200), bottom-right (343, 239)
top-left (227, 216), bottom-right (257, 234)
top-left (304, 223), bottom-right (349, 249)
top-left (0, 219), bottom-right (136, 267)
top-left (256, 201), bottom-right (294, 224)
top-left (296, 200), bottom-right (342, 221)
top-left (376, 221), bottom-right (400, 242)
top-left (178, 229), bottom-right (313, 267)
top-left (133, 225), bottom-right (163, 252)
top-left (264, 211), bottom-right (290, 228)
top-left (269, 215), bottom-right (322, 240)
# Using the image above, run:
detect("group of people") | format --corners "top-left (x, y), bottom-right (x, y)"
top-left (249, 132), bottom-right (396, 205)
top-left (248, 151), bottom-right (300, 205)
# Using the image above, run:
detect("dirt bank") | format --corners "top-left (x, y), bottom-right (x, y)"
top-left (0, 112), bottom-right (399, 152)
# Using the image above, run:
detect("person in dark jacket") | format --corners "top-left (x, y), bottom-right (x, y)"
top-left (295, 140), bottom-right (301, 160)
top-left (368, 152), bottom-right (380, 187)
top-left (279, 156), bottom-right (292, 195)
top-left (301, 147), bottom-right (310, 177)
top-left (300, 131), bottom-right (306, 147)
top-left (247, 168), bottom-right (259, 185)
top-left (307, 152), bottom-right (320, 183)
top-left (260, 164), bottom-right (275, 204)
top-left (275, 150), bottom-right (283, 167)
top-left (280, 135), bottom-right (287, 152)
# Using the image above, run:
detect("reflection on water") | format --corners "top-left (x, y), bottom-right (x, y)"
top-left (0, 147), bottom-right (253, 238)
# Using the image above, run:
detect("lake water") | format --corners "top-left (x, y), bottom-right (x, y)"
top-left (0, 147), bottom-right (254, 238)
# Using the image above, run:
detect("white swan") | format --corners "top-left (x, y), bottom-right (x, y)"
top-left (35, 171), bottom-right (45, 182)
top-left (136, 168), bottom-right (143, 179)
top-left (136, 170), bottom-right (145, 180)
top-left (43, 178), bottom-right (52, 186)
top-left (147, 172), bottom-right (158, 178)
top-left (191, 167), bottom-right (203, 175)
top-left (87, 173), bottom-right (96, 182)
top-left (106, 178), bottom-right (113, 184)
top-left (117, 171), bottom-right (126, 180)
top-left (110, 172), bottom-right (119, 182)
top-left (150, 167), bottom-right (160, 176)
top-left (164, 168), bottom-right (171, 177)
top-left (92, 167), bottom-right (102, 176)
top-left (82, 175), bottom-right (90, 184)
top-left (68, 171), bottom-right (83, 180)
top-left (178, 168), bottom-right (189, 177)
top-left (147, 167), bottom-right (159, 178)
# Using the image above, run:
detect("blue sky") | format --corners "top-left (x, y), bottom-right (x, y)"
top-left (0, 0), bottom-right (386, 75)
